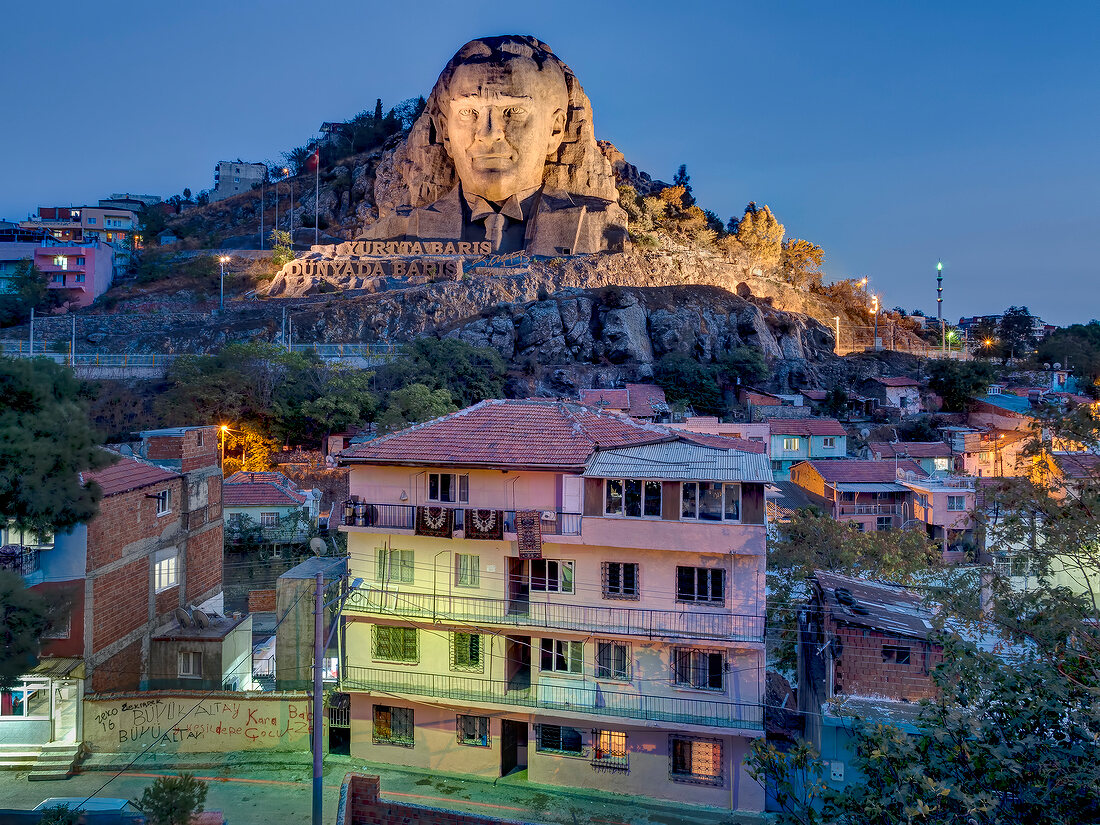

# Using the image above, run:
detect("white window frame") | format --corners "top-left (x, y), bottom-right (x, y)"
top-left (196, 430), bottom-right (204, 448)
top-left (0, 679), bottom-right (50, 718)
top-left (260, 512), bottom-right (278, 528)
top-left (376, 548), bottom-right (414, 583)
top-left (947, 495), bottom-right (966, 512)
top-left (602, 478), bottom-right (662, 518)
top-left (427, 472), bottom-right (469, 504)
top-left (539, 638), bottom-right (583, 674)
top-left (822, 436), bottom-right (836, 449)
top-left (782, 437), bottom-right (800, 452)
top-left (155, 549), bottom-right (179, 592)
top-left (155, 488), bottom-right (172, 516)
top-left (455, 553), bottom-right (479, 588)
top-left (530, 559), bottom-right (574, 594)
top-left (178, 651), bottom-right (203, 678)
top-left (680, 482), bottom-right (741, 523)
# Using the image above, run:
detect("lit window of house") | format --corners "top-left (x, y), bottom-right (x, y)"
top-left (592, 730), bottom-right (628, 769)
top-left (670, 736), bottom-right (723, 785)
top-left (155, 549), bottom-right (178, 592)
top-left (603, 479), bottom-right (661, 517)
top-left (783, 437), bottom-right (800, 452)
top-left (53, 255), bottom-right (68, 269)
top-left (372, 705), bottom-right (413, 746)
top-left (680, 482), bottom-right (740, 522)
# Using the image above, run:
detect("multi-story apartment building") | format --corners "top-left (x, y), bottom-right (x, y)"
top-left (767, 419), bottom-right (847, 478)
top-left (336, 400), bottom-right (769, 812)
top-left (211, 161), bottom-right (267, 202)
top-left (20, 206), bottom-right (139, 270)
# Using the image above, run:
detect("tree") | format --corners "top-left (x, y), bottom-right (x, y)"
top-left (926, 359), bottom-right (997, 411)
top-left (0, 357), bottom-right (114, 535)
top-left (221, 423), bottom-right (280, 476)
top-left (283, 367), bottom-right (377, 442)
top-left (972, 316), bottom-right (1003, 359)
top-left (716, 347), bottom-right (768, 386)
top-left (182, 188), bottom-right (192, 201)
top-left (1038, 320), bottom-right (1100, 393)
top-left (652, 354), bottom-right (722, 416)
top-left (378, 338), bottom-right (506, 408)
top-left (36, 804), bottom-right (80, 825)
top-left (672, 164), bottom-right (695, 206)
top-left (270, 229), bottom-right (294, 267)
top-left (0, 259), bottom-right (67, 327)
top-left (999, 305), bottom-right (1037, 360)
top-left (0, 571), bottom-right (68, 689)
top-left (135, 772), bottom-right (208, 825)
top-left (376, 384), bottom-right (457, 433)
top-left (735, 204), bottom-right (784, 272)
top-left (779, 239), bottom-right (824, 288)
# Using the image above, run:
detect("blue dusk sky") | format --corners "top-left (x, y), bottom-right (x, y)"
top-left (1, 1), bottom-right (1096, 325)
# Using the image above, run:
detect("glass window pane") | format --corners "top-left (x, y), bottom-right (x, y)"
top-left (605, 480), bottom-right (623, 515)
top-left (624, 480), bottom-right (642, 517)
top-left (681, 483), bottom-right (697, 518)
top-left (560, 562), bottom-right (574, 593)
top-left (724, 484), bottom-right (740, 521)
top-left (699, 482), bottom-right (723, 521)
top-left (644, 481), bottom-right (662, 517)
top-left (429, 474), bottom-right (439, 500)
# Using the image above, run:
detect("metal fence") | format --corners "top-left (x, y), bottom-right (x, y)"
top-left (341, 503), bottom-right (583, 537)
top-left (341, 665), bottom-right (763, 730)
top-left (289, 343), bottom-right (405, 359)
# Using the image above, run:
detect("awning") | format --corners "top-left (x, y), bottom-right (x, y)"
top-left (29, 657), bottom-right (85, 679)
top-left (832, 482), bottom-right (909, 493)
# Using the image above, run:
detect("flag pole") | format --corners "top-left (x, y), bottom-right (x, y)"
top-left (314, 149), bottom-right (320, 247)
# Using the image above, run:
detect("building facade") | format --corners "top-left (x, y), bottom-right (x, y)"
top-left (336, 400), bottom-right (768, 811)
top-left (788, 459), bottom-right (927, 531)
top-left (767, 420), bottom-right (847, 479)
top-left (211, 161), bottom-right (267, 202)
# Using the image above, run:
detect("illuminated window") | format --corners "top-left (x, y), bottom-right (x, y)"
top-left (0, 681), bottom-right (50, 718)
top-left (603, 479), bottom-right (661, 517)
top-left (670, 736), bottom-right (723, 785)
top-left (155, 549), bottom-right (178, 592)
top-left (783, 437), bottom-right (800, 451)
top-left (53, 255), bottom-right (68, 270)
top-left (592, 730), bottom-right (628, 769)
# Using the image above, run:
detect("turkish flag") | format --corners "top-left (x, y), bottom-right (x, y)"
top-left (305, 148), bottom-right (320, 173)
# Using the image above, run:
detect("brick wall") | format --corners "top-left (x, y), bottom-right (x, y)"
top-left (91, 638), bottom-right (143, 693)
top-left (87, 479), bottom-right (185, 570)
top-left (144, 429), bottom-right (219, 473)
top-left (339, 774), bottom-right (525, 825)
top-left (830, 621), bottom-right (942, 702)
top-left (248, 589), bottom-right (277, 612)
top-left (186, 526), bottom-right (223, 603)
top-left (93, 558), bottom-right (150, 651)
top-left (35, 581), bottom-right (85, 659)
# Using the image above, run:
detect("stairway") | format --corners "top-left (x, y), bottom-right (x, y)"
top-left (0, 746), bottom-right (40, 771)
top-left (28, 742), bottom-right (84, 781)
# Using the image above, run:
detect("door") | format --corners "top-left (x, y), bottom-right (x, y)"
top-left (507, 558), bottom-right (529, 615)
top-left (500, 719), bottom-right (528, 776)
top-left (505, 635), bottom-right (531, 692)
top-left (52, 680), bottom-right (79, 744)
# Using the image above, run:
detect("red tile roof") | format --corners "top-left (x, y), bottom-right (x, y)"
top-left (1053, 452), bottom-right (1100, 480)
top-left (768, 419), bottom-right (847, 437)
top-left (223, 471), bottom-right (308, 507)
top-left (340, 399), bottom-right (762, 469)
top-left (872, 376), bottom-right (922, 387)
top-left (579, 388), bottom-right (630, 410)
top-left (804, 459), bottom-right (927, 483)
top-left (83, 453), bottom-right (179, 497)
top-left (800, 389), bottom-right (828, 401)
top-left (677, 431), bottom-right (768, 454)
top-left (578, 384), bottom-right (668, 419)
top-left (868, 441), bottom-right (951, 459)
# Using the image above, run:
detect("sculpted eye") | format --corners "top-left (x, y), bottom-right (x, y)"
top-left (458, 108), bottom-right (476, 118)
top-left (504, 106), bottom-right (527, 117)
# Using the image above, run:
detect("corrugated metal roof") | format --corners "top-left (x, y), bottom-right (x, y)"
top-left (584, 441), bottom-right (774, 483)
top-left (833, 482), bottom-right (910, 492)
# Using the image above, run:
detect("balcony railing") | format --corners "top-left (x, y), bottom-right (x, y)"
top-left (0, 547), bottom-right (40, 577)
top-left (340, 502), bottom-right (582, 537)
top-left (837, 504), bottom-right (898, 515)
top-left (341, 665), bottom-right (762, 731)
top-left (345, 586), bottom-right (764, 643)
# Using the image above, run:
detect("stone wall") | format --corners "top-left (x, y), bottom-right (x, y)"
top-left (337, 774), bottom-right (527, 825)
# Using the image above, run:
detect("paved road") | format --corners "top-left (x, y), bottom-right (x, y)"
top-left (0, 756), bottom-right (765, 825)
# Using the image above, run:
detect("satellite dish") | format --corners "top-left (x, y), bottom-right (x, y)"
top-left (1053, 362), bottom-right (1061, 370)
top-left (859, 428), bottom-right (871, 439)
top-left (174, 607), bottom-right (192, 627)
top-left (192, 609), bottom-right (211, 629)
top-left (310, 537), bottom-right (326, 555)
top-left (1043, 363), bottom-right (1051, 370)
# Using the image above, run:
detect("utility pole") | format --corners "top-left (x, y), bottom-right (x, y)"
top-left (281, 307), bottom-right (288, 351)
top-left (70, 314), bottom-right (76, 367)
top-left (312, 569), bottom-right (324, 825)
top-left (260, 177), bottom-right (265, 251)
top-left (937, 261), bottom-right (945, 356)
top-left (832, 316), bottom-right (840, 354)
top-left (29, 307), bottom-right (34, 356)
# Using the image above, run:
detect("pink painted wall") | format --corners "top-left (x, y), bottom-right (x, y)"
top-left (34, 242), bottom-right (114, 307)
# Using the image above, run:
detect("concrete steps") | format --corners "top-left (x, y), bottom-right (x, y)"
top-left (28, 742), bottom-right (84, 781)
top-left (0, 747), bottom-right (40, 771)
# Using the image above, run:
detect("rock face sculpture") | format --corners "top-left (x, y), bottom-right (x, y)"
top-left (364, 35), bottom-right (628, 256)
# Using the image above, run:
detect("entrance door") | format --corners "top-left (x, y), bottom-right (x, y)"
top-left (507, 558), bottom-right (529, 615)
top-left (52, 680), bottom-right (78, 744)
top-left (505, 635), bottom-right (531, 693)
top-left (500, 719), bottom-right (528, 776)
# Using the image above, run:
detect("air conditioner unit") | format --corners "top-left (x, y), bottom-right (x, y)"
top-left (540, 511), bottom-right (556, 521)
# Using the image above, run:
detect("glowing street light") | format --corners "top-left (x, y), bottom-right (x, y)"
top-left (219, 256), bottom-right (230, 312)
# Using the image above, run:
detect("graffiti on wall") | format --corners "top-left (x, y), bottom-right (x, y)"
top-left (84, 694), bottom-right (313, 752)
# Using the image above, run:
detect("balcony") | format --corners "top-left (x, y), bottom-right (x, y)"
top-left (341, 665), bottom-right (762, 731)
top-left (0, 546), bottom-right (40, 578)
top-left (837, 504), bottom-right (898, 515)
top-left (340, 503), bottom-right (582, 537)
top-left (345, 586), bottom-right (764, 644)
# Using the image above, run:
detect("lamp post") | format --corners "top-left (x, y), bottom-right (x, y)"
top-left (833, 316), bottom-right (841, 354)
top-left (219, 425), bottom-right (229, 468)
top-left (219, 256), bottom-right (230, 312)
top-left (871, 294), bottom-right (880, 349)
top-left (283, 167), bottom-right (294, 239)
top-left (937, 260), bottom-right (945, 356)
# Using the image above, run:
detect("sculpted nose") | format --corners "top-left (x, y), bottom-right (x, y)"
top-left (477, 107), bottom-right (505, 141)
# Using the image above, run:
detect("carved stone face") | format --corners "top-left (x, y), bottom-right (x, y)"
top-left (440, 56), bottom-right (568, 203)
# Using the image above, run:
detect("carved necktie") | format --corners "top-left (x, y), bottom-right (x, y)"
top-left (483, 212), bottom-right (507, 253)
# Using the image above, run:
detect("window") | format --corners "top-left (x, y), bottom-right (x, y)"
top-left (155, 488), bottom-right (172, 516)
top-left (373, 704), bottom-right (414, 746)
top-left (602, 562), bottom-right (639, 600)
top-left (456, 714), bottom-right (489, 747)
top-left (536, 724), bottom-right (584, 755)
top-left (178, 651), bottom-right (203, 678)
top-left (75, 274), bottom-right (85, 283)
top-left (672, 648), bottom-right (725, 690)
top-left (592, 730), bottom-right (628, 769)
top-left (373, 626), bottom-right (418, 663)
top-left (782, 437), bottom-right (801, 452)
top-left (260, 512), bottom-right (278, 528)
top-left (882, 645), bottom-right (911, 665)
top-left (427, 472), bottom-right (468, 503)
top-left (595, 641), bottom-right (630, 680)
top-left (51, 274), bottom-right (63, 283)
top-left (75, 256), bottom-right (85, 265)
top-left (155, 550), bottom-right (178, 592)
top-left (455, 553), bottom-right (479, 587)
top-left (376, 548), bottom-right (414, 583)
top-left (947, 495), bottom-right (966, 511)
top-left (841, 491), bottom-right (855, 502)
top-left (196, 430), bottom-right (204, 447)
top-left (671, 736), bottom-right (723, 785)
top-left (822, 436), bottom-right (836, 449)
top-left (934, 457), bottom-right (950, 471)
top-left (680, 482), bottom-right (740, 522)
top-left (540, 638), bottom-right (583, 674)
top-left (877, 516), bottom-right (892, 531)
top-left (855, 522), bottom-right (866, 532)
top-left (530, 559), bottom-right (574, 593)
top-left (0, 680), bottom-right (50, 717)
top-left (450, 632), bottom-right (483, 672)
top-left (676, 566), bottom-right (725, 605)
top-left (603, 479), bottom-right (661, 517)
top-left (87, 217), bottom-right (96, 224)
top-left (53, 255), bottom-right (68, 269)
top-left (979, 451), bottom-right (991, 462)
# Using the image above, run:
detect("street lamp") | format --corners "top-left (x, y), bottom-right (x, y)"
top-left (283, 167), bottom-right (294, 238)
top-left (219, 256), bottom-right (230, 312)
top-left (870, 294), bottom-right (880, 349)
top-left (219, 424), bottom-right (229, 468)
top-left (936, 260), bottom-right (945, 355)
top-left (833, 316), bottom-right (841, 354)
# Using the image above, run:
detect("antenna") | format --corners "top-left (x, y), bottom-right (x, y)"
top-left (310, 537), bottom-right (326, 555)
top-left (174, 607), bottom-right (192, 627)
